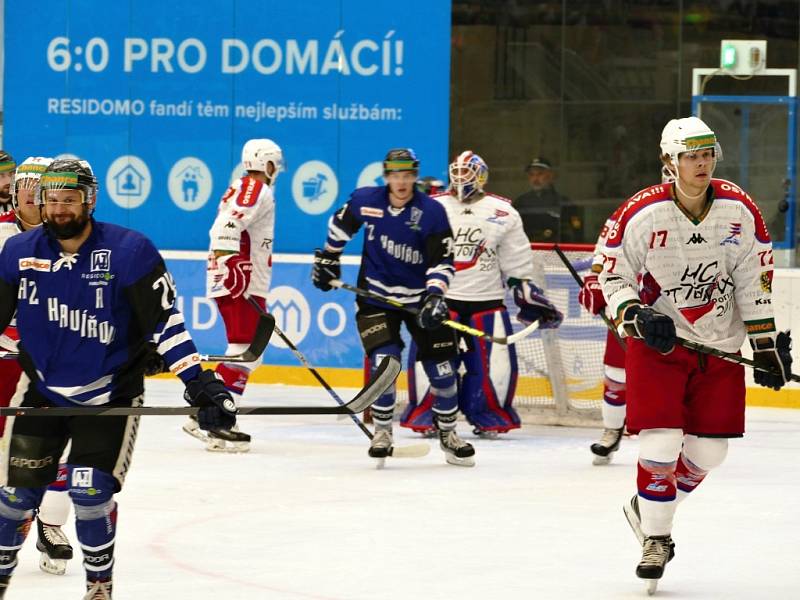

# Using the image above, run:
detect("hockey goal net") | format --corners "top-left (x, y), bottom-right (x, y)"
top-left (503, 243), bottom-right (605, 426)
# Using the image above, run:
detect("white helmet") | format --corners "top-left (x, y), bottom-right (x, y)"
top-left (12, 156), bottom-right (53, 208)
top-left (448, 150), bottom-right (488, 201)
top-left (241, 139), bottom-right (284, 185)
top-left (660, 117), bottom-right (722, 168)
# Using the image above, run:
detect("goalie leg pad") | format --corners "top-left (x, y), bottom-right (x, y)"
top-left (68, 467), bottom-right (116, 581)
top-left (459, 309), bottom-right (520, 433)
top-left (0, 486), bottom-right (42, 575)
top-left (366, 344), bottom-right (402, 429)
top-left (636, 429), bottom-right (683, 536)
top-left (400, 341), bottom-right (436, 434)
top-left (421, 359), bottom-right (458, 431)
top-left (675, 435), bottom-right (728, 501)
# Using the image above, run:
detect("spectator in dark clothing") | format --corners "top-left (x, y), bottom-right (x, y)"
top-left (514, 157), bottom-right (583, 242)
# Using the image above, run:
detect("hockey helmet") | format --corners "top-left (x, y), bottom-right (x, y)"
top-left (241, 139), bottom-right (284, 185)
top-left (448, 150), bottom-right (488, 202)
top-left (0, 151), bottom-right (16, 174)
top-left (660, 117), bottom-right (722, 170)
top-left (12, 156), bottom-right (53, 211)
top-left (37, 158), bottom-right (98, 206)
top-left (417, 176), bottom-right (446, 195)
top-left (383, 148), bottom-right (419, 175)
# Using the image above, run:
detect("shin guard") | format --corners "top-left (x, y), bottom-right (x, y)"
top-left (68, 467), bottom-right (117, 582)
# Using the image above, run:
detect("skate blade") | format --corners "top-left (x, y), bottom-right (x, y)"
top-left (645, 579), bottom-right (659, 595)
top-left (205, 440), bottom-right (251, 454)
top-left (472, 428), bottom-right (499, 439)
top-left (592, 454), bottom-right (612, 466)
top-left (389, 444), bottom-right (430, 458)
top-left (445, 453), bottom-right (475, 467)
top-left (623, 502), bottom-right (645, 545)
top-left (182, 424), bottom-right (207, 442)
top-left (39, 554), bottom-right (67, 576)
top-left (374, 457), bottom-right (386, 470)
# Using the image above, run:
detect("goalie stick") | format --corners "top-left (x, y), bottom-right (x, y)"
top-left (246, 297), bottom-right (429, 458)
top-left (0, 312), bottom-right (277, 364)
top-left (329, 279), bottom-right (539, 345)
top-left (554, 245), bottom-right (800, 382)
top-left (0, 355), bottom-right (401, 417)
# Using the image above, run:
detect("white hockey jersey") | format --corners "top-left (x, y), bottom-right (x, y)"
top-left (0, 211), bottom-right (21, 350)
top-left (207, 176), bottom-right (275, 299)
top-left (599, 178), bottom-right (776, 353)
top-left (435, 191), bottom-right (534, 301)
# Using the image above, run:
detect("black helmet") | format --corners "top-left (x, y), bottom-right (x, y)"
top-left (0, 151), bottom-right (16, 174)
top-left (38, 158), bottom-right (98, 205)
top-left (383, 148), bottom-right (419, 174)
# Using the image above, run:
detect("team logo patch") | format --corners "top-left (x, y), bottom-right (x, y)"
top-left (360, 207), bottom-right (384, 218)
top-left (18, 257), bottom-right (51, 272)
top-left (761, 271), bottom-right (773, 293)
top-left (71, 467), bottom-right (93, 488)
top-left (90, 249), bottom-right (111, 273)
top-left (406, 207), bottom-right (423, 230)
top-left (494, 209), bottom-right (509, 217)
top-left (720, 223), bottom-right (742, 246)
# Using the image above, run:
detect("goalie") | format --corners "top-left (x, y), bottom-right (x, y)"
top-left (402, 151), bottom-right (562, 437)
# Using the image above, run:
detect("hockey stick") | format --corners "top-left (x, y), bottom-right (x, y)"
top-left (0, 313), bottom-right (277, 364)
top-left (0, 355), bottom-right (401, 417)
top-left (553, 246), bottom-right (799, 381)
top-left (328, 279), bottom-right (539, 345)
top-left (552, 244), bottom-right (627, 350)
top-left (246, 297), bottom-right (429, 458)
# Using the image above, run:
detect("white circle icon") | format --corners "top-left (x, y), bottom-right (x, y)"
top-left (357, 162), bottom-right (385, 188)
top-left (168, 157), bottom-right (212, 211)
top-left (229, 162), bottom-right (245, 186)
top-left (291, 160), bottom-right (338, 215)
top-left (54, 153), bottom-right (79, 161)
top-left (267, 286), bottom-right (311, 347)
top-left (105, 155), bottom-right (152, 209)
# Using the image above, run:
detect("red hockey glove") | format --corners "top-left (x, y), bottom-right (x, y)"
top-left (218, 254), bottom-right (253, 299)
top-left (578, 274), bottom-right (606, 315)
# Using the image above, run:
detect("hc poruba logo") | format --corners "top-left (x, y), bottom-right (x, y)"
top-left (291, 160), bottom-right (339, 215)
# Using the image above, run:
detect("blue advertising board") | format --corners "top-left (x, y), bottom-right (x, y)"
top-left (3, 1), bottom-right (451, 252)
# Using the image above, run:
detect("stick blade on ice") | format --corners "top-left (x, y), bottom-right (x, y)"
top-left (346, 355), bottom-right (401, 414)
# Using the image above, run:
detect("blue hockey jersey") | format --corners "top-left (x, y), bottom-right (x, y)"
top-left (324, 186), bottom-right (454, 306)
top-left (0, 220), bottom-right (202, 406)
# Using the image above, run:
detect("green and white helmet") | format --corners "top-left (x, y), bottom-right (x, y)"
top-left (12, 156), bottom-right (53, 211)
top-left (37, 158), bottom-right (98, 206)
top-left (660, 116), bottom-right (723, 167)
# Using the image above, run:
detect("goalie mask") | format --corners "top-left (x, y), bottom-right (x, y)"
top-left (448, 151), bottom-right (488, 202)
top-left (660, 117), bottom-right (722, 178)
top-left (37, 158), bottom-right (98, 207)
top-left (241, 139), bottom-right (285, 186)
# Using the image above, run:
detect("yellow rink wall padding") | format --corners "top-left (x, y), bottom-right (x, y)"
top-left (153, 365), bottom-right (800, 409)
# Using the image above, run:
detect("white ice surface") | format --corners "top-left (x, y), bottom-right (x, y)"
top-left (9, 379), bottom-right (800, 599)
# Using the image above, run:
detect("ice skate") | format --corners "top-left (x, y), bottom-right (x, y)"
top-left (472, 426), bottom-right (498, 439)
top-left (368, 428), bottom-right (393, 468)
top-left (35, 517), bottom-right (73, 575)
top-left (591, 425), bottom-right (624, 465)
top-left (439, 429), bottom-right (475, 467)
top-left (0, 575), bottom-right (9, 598)
top-left (182, 414), bottom-right (207, 442)
top-left (205, 424), bottom-right (251, 453)
top-left (83, 577), bottom-right (112, 600)
top-left (623, 494), bottom-right (645, 545)
top-left (637, 535), bottom-right (674, 595)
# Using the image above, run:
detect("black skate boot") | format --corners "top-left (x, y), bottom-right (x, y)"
top-left (439, 429), bottom-right (475, 467)
top-left (368, 428), bottom-right (393, 468)
top-left (206, 425), bottom-right (251, 453)
top-left (637, 534), bottom-right (675, 594)
top-left (0, 575), bottom-right (10, 598)
top-left (36, 517), bottom-right (73, 575)
top-left (84, 577), bottom-right (112, 600)
top-left (590, 425), bottom-right (624, 465)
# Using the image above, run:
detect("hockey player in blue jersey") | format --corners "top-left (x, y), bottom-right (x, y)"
top-left (0, 159), bottom-right (237, 600)
top-left (313, 148), bottom-right (476, 466)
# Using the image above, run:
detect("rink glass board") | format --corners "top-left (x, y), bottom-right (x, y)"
top-left (3, 1), bottom-right (451, 252)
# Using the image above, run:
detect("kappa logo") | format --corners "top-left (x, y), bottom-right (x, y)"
top-left (90, 249), bottom-right (111, 273)
top-left (686, 233), bottom-right (707, 245)
top-left (19, 257), bottom-right (51, 272)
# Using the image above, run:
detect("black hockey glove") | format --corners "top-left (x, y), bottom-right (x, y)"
top-left (185, 370), bottom-right (237, 431)
top-left (417, 293), bottom-right (449, 330)
top-left (751, 331), bottom-right (793, 391)
top-left (143, 349), bottom-right (166, 376)
top-left (312, 248), bottom-right (341, 292)
top-left (621, 304), bottom-right (676, 354)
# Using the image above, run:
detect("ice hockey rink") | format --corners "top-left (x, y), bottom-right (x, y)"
top-left (9, 379), bottom-right (799, 600)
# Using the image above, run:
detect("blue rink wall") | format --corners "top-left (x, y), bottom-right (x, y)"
top-left (2, 0), bottom-right (451, 253)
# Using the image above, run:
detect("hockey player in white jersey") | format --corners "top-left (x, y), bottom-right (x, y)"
top-left (0, 158), bottom-right (75, 575)
top-left (598, 116), bottom-right (792, 592)
top-left (402, 151), bottom-right (563, 436)
top-left (183, 139), bottom-right (283, 452)
top-left (0, 151), bottom-right (15, 214)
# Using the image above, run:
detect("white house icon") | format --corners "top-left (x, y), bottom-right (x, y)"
top-left (113, 164), bottom-right (145, 197)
